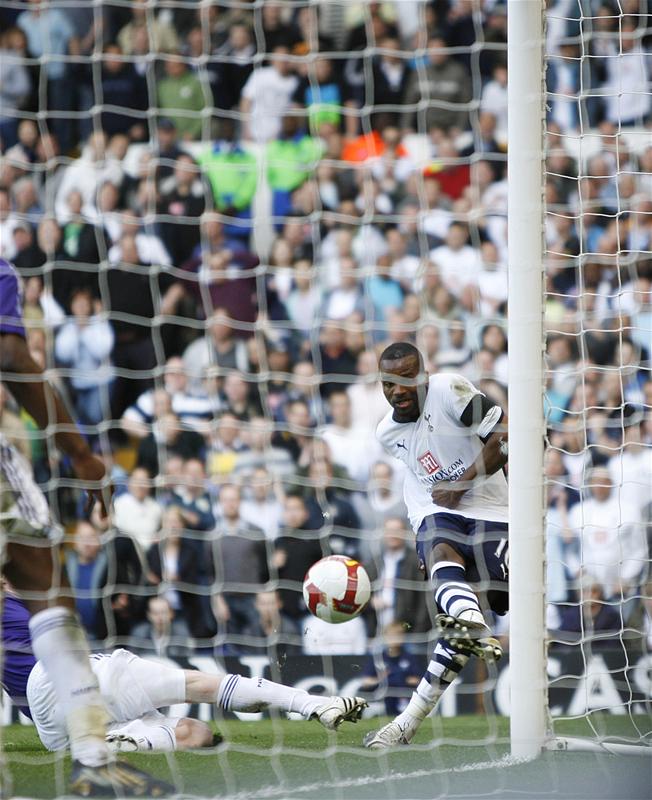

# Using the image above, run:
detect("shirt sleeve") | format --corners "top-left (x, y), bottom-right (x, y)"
top-left (0, 267), bottom-right (26, 338)
top-left (442, 374), bottom-right (483, 423)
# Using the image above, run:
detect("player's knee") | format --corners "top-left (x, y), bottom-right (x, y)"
top-left (174, 718), bottom-right (213, 749)
top-left (431, 543), bottom-right (465, 568)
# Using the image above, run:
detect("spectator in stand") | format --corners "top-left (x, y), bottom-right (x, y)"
top-left (608, 421), bottom-right (652, 521)
top-left (10, 222), bottom-right (39, 273)
top-left (12, 177), bottom-right (41, 226)
top-left (105, 232), bottom-right (171, 417)
top-left (285, 259), bottom-right (322, 338)
top-left (157, 53), bottom-right (211, 141)
top-left (130, 596), bottom-right (193, 665)
top-left (239, 467), bottom-right (285, 542)
top-left (436, 320), bottom-right (473, 373)
top-left (602, 15), bottom-right (651, 127)
top-left (113, 466), bottom-right (163, 556)
top-left (567, 467), bottom-right (648, 611)
top-left (0, 187), bottom-right (19, 259)
top-left (371, 36), bottom-right (412, 129)
top-left (146, 506), bottom-right (209, 639)
top-left (210, 22), bottom-right (255, 111)
top-left (241, 590), bottom-right (300, 657)
top-left (0, 28), bottom-right (31, 151)
top-left (182, 310), bottom-right (250, 392)
top-left (198, 119), bottom-right (257, 245)
top-left (292, 57), bottom-right (350, 136)
top-left (221, 372), bottom-right (262, 420)
top-left (320, 391), bottom-right (383, 485)
top-left (271, 398), bottom-right (315, 465)
top-left (317, 321), bottom-right (358, 398)
top-left (64, 521), bottom-right (106, 639)
top-left (137, 411), bottom-right (206, 478)
top-left (121, 359), bottom-right (213, 440)
top-left (13, 119), bottom-right (39, 163)
top-left (322, 256), bottom-right (365, 322)
top-left (235, 417), bottom-right (294, 480)
top-left (83, 509), bottom-right (146, 640)
top-left (359, 461), bottom-right (406, 550)
top-left (477, 240), bottom-right (508, 317)
top-left (545, 447), bottom-right (580, 607)
top-left (366, 254), bottom-right (405, 324)
top-left (368, 517), bottom-right (431, 635)
top-left (301, 441), bottom-right (361, 558)
top-left (360, 622), bottom-right (423, 715)
top-left (157, 154), bottom-right (205, 266)
top-left (552, 577), bottom-right (623, 642)
top-left (107, 211), bottom-right (172, 269)
top-left (205, 411), bottom-right (247, 479)
top-left (170, 458), bottom-right (216, 537)
top-left (258, 4), bottom-right (300, 53)
top-left (401, 35), bottom-right (472, 134)
top-left (99, 43), bottom-right (148, 140)
top-left (267, 115), bottom-right (323, 223)
top-left (17, 0), bottom-right (78, 152)
top-left (122, 387), bottom-right (172, 440)
top-left (273, 493), bottom-right (324, 631)
top-left (32, 218), bottom-right (96, 313)
top-left (480, 59), bottom-right (508, 143)
top-left (430, 221), bottom-right (482, 299)
top-left (117, 0), bottom-right (179, 56)
top-left (54, 131), bottom-right (124, 224)
top-left (154, 117), bottom-right (183, 182)
top-left (303, 613), bottom-right (368, 656)
top-left (240, 43), bottom-right (298, 143)
top-left (54, 288), bottom-right (113, 427)
top-left (211, 484), bottom-right (271, 636)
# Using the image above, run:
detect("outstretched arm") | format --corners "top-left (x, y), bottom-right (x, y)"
top-left (0, 332), bottom-right (109, 516)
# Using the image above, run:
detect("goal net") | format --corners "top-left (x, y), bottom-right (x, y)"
top-left (541, 0), bottom-right (651, 758)
top-left (0, 0), bottom-right (649, 798)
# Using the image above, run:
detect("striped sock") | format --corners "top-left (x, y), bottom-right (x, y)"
top-left (432, 561), bottom-right (485, 626)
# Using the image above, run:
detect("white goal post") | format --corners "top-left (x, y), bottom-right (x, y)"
top-left (507, 0), bottom-right (548, 761)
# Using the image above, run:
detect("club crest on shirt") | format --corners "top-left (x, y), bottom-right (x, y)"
top-left (417, 450), bottom-right (440, 475)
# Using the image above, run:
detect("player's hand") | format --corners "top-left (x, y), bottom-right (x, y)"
top-left (70, 452), bottom-right (112, 520)
top-left (431, 482), bottom-right (465, 509)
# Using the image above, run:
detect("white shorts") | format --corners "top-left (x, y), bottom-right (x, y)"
top-left (26, 648), bottom-right (185, 751)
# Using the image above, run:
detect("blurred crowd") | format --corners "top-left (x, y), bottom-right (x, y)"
top-left (0, 0), bottom-right (650, 661)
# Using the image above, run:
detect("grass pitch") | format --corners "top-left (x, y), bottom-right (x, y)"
top-left (2, 715), bottom-right (650, 799)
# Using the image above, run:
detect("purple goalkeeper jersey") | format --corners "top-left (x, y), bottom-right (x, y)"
top-left (0, 258), bottom-right (26, 338)
top-left (1, 596), bottom-right (36, 718)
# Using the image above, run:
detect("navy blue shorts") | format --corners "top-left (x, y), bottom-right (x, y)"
top-left (416, 513), bottom-right (509, 615)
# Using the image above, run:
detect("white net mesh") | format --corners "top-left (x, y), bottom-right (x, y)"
top-left (543, 0), bottom-right (651, 751)
top-left (0, 0), bottom-right (649, 797)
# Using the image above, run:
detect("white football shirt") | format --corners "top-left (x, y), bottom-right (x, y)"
top-left (376, 373), bottom-right (508, 532)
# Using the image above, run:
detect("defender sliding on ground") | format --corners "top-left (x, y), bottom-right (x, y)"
top-left (2, 594), bottom-right (367, 754)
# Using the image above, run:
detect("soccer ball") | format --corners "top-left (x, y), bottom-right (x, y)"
top-left (303, 555), bottom-right (371, 624)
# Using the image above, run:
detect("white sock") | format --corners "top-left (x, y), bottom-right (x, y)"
top-left (217, 674), bottom-right (324, 718)
top-left (29, 607), bottom-right (110, 767)
top-left (394, 690), bottom-right (436, 733)
top-left (108, 719), bottom-right (177, 752)
top-left (394, 640), bottom-right (470, 734)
